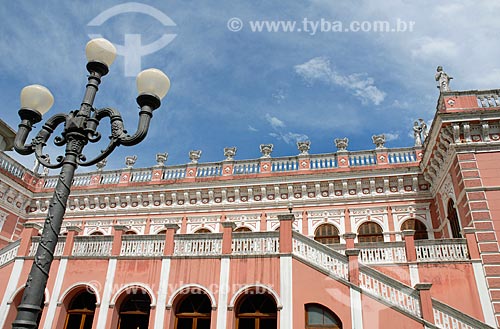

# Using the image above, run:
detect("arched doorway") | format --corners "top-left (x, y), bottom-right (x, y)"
top-left (357, 222), bottom-right (384, 243)
top-left (447, 199), bottom-right (462, 238)
top-left (314, 224), bottom-right (340, 244)
top-left (63, 291), bottom-right (96, 329)
top-left (305, 303), bottom-right (342, 328)
top-left (117, 292), bottom-right (151, 329)
top-left (174, 293), bottom-right (212, 329)
top-left (235, 293), bottom-right (277, 329)
top-left (401, 219), bottom-right (429, 240)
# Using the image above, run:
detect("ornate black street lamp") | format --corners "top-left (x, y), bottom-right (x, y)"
top-left (11, 38), bottom-right (170, 328)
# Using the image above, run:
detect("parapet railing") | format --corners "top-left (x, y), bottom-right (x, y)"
top-left (173, 233), bottom-right (223, 256)
top-left (0, 152), bottom-right (25, 179)
top-left (232, 231), bottom-right (280, 255)
top-left (0, 146), bottom-right (420, 191)
top-left (72, 235), bottom-right (113, 257)
top-left (433, 299), bottom-right (494, 329)
top-left (415, 239), bottom-right (468, 262)
top-left (329, 239), bottom-right (467, 265)
top-left (17, 231), bottom-right (490, 328)
top-left (0, 240), bottom-right (20, 268)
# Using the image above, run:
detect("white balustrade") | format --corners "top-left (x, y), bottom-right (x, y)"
top-left (28, 237), bottom-right (65, 257)
top-left (416, 239), bottom-right (469, 262)
top-left (359, 267), bottom-right (421, 317)
top-left (163, 167), bottom-right (186, 179)
top-left (43, 177), bottom-right (58, 188)
top-left (100, 172), bottom-right (121, 184)
top-left (72, 175), bottom-right (92, 187)
top-left (310, 154), bottom-right (336, 169)
top-left (358, 243), bottom-right (407, 264)
top-left (72, 236), bottom-right (113, 257)
top-left (292, 233), bottom-right (349, 281)
top-left (349, 152), bottom-right (376, 166)
top-left (388, 149), bottom-right (417, 163)
top-left (0, 241), bottom-right (20, 267)
top-left (433, 299), bottom-right (490, 329)
top-left (232, 232), bottom-right (279, 255)
top-left (120, 235), bottom-right (165, 256)
top-left (0, 154), bottom-right (25, 179)
top-left (233, 161), bottom-right (260, 175)
top-left (196, 164), bottom-right (222, 177)
top-left (477, 94), bottom-right (500, 108)
top-left (272, 158), bottom-right (298, 172)
top-left (130, 170), bottom-right (152, 182)
top-left (173, 234), bottom-right (222, 256)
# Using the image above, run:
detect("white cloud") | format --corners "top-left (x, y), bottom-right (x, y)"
top-left (265, 114), bottom-right (309, 145)
top-left (265, 113), bottom-right (286, 129)
top-left (248, 125), bottom-right (258, 132)
top-left (411, 37), bottom-right (459, 59)
top-left (381, 132), bottom-right (399, 142)
top-left (294, 57), bottom-right (386, 105)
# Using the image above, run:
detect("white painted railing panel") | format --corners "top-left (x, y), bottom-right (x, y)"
top-left (233, 161), bottom-right (260, 175)
top-left (432, 299), bottom-right (492, 329)
top-left (359, 268), bottom-right (421, 317)
top-left (100, 172), bottom-right (121, 184)
top-left (358, 244), bottom-right (407, 264)
top-left (292, 233), bottom-right (349, 280)
top-left (72, 236), bottom-right (113, 257)
top-left (120, 236), bottom-right (165, 256)
top-left (163, 167), bottom-right (186, 179)
top-left (196, 164), bottom-right (222, 177)
top-left (310, 154), bottom-right (337, 169)
top-left (173, 234), bottom-right (222, 256)
top-left (232, 232), bottom-right (279, 255)
top-left (271, 159), bottom-right (298, 172)
top-left (130, 170), bottom-right (152, 182)
top-left (0, 241), bottom-right (20, 267)
top-left (416, 239), bottom-right (469, 262)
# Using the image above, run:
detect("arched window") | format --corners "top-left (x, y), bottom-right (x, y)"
top-left (157, 229), bottom-right (167, 234)
top-left (175, 293), bottom-right (211, 329)
top-left (314, 224), bottom-right (340, 244)
top-left (195, 228), bottom-right (211, 234)
top-left (401, 219), bottom-right (429, 240)
top-left (234, 227), bottom-right (252, 232)
top-left (118, 293), bottom-right (151, 329)
top-left (64, 291), bottom-right (96, 329)
top-left (235, 293), bottom-right (277, 329)
top-left (124, 230), bottom-right (137, 235)
top-left (90, 231), bottom-right (104, 236)
top-left (357, 222), bottom-right (383, 243)
top-left (305, 303), bottom-right (342, 329)
top-left (447, 199), bottom-right (462, 238)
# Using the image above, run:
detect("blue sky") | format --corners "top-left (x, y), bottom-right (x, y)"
top-left (1, 1), bottom-right (499, 172)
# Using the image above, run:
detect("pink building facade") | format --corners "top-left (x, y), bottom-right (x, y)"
top-left (0, 88), bottom-right (499, 328)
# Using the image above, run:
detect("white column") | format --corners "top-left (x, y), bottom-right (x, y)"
top-left (216, 257), bottom-right (230, 329)
top-left (43, 258), bottom-right (68, 328)
top-left (409, 264), bottom-right (420, 287)
top-left (0, 259), bottom-right (24, 328)
top-left (96, 258), bottom-right (117, 329)
top-left (280, 256), bottom-right (293, 329)
top-left (350, 287), bottom-right (364, 329)
top-left (154, 258), bottom-right (171, 329)
top-left (472, 262), bottom-right (496, 327)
